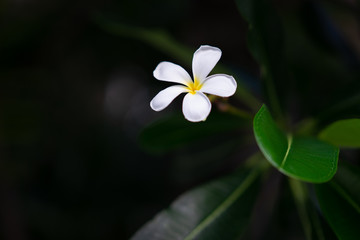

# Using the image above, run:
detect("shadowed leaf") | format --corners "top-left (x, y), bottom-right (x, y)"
top-left (315, 162), bottom-right (360, 240)
top-left (319, 119), bottom-right (360, 148)
top-left (140, 111), bottom-right (249, 154)
top-left (131, 160), bottom-right (265, 240)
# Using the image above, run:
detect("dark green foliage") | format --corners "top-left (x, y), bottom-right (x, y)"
top-left (134, 0), bottom-right (359, 239)
top-left (132, 163), bottom-right (265, 240)
top-left (315, 162), bottom-right (360, 240)
top-left (319, 119), bottom-right (360, 148)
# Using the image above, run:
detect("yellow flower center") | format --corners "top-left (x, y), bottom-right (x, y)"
top-left (186, 77), bottom-right (203, 95)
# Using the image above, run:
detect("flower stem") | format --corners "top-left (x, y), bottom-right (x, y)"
top-left (226, 104), bottom-right (253, 119)
top-left (215, 100), bottom-right (253, 119)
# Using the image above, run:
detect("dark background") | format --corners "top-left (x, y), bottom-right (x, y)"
top-left (1, 0), bottom-right (359, 239)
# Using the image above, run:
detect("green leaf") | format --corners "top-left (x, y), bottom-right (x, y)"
top-left (139, 111), bottom-right (250, 154)
top-left (131, 160), bottom-right (265, 240)
top-left (253, 105), bottom-right (339, 183)
top-left (318, 119), bottom-right (360, 148)
top-left (315, 162), bottom-right (360, 240)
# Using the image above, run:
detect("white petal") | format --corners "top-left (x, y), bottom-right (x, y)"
top-left (150, 85), bottom-right (187, 111)
top-left (153, 61), bottom-right (192, 86)
top-left (201, 74), bottom-right (237, 97)
top-left (182, 92), bottom-right (211, 122)
top-left (192, 45), bottom-right (222, 83)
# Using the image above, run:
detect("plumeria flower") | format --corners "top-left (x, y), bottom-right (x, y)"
top-left (150, 45), bottom-right (237, 122)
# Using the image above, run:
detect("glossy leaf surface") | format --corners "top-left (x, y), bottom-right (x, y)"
top-left (253, 105), bottom-right (339, 183)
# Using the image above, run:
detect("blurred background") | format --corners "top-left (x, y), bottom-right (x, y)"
top-left (1, 0), bottom-right (359, 239)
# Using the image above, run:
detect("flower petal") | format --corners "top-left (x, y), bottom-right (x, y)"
top-left (182, 92), bottom-right (211, 122)
top-left (201, 74), bottom-right (237, 97)
top-left (153, 61), bottom-right (192, 86)
top-left (192, 45), bottom-right (222, 83)
top-left (150, 85), bottom-right (187, 111)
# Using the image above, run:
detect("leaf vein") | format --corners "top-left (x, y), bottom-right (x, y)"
top-left (183, 168), bottom-right (260, 240)
top-left (280, 134), bottom-right (293, 169)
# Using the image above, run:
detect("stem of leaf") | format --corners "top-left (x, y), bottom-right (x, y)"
top-left (214, 100), bottom-right (253, 120)
top-left (294, 118), bottom-right (318, 136)
top-left (234, 84), bottom-right (262, 111)
top-left (244, 152), bottom-right (271, 171)
top-left (261, 65), bottom-right (284, 124)
top-left (289, 178), bottom-right (312, 240)
top-left (225, 104), bottom-right (253, 120)
top-left (310, 202), bottom-right (325, 240)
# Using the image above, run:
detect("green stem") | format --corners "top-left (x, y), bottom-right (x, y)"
top-left (224, 104), bottom-right (253, 120)
top-left (310, 204), bottom-right (325, 240)
top-left (234, 84), bottom-right (262, 111)
top-left (262, 65), bottom-right (283, 122)
top-left (212, 99), bottom-right (253, 120)
top-left (244, 151), bottom-right (271, 170)
top-left (261, 64), bottom-right (285, 127)
top-left (289, 178), bottom-right (312, 240)
top-left (294, 118), bottom-right (318, 136)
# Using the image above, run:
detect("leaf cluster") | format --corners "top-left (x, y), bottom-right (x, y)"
top-left (131, 0), bottom-right (360, 239)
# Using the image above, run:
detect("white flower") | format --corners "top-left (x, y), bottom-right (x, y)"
top-left (150, 45), bottom-right (237, 122)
